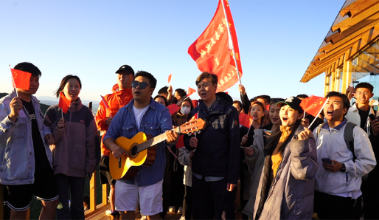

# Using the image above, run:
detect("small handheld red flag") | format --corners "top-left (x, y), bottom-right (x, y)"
top-left (239, 112), bottom-right (253, 128)
top-left (168, 104), bottom-right (180, 115)
top-left (10, 68), bottom-right (31, 90)
top-left (188, 87), bottom-right (196, 96)
top-left (190, 113), bottom-right (198, 121)
top-left (300, 96), bottom-right (327, 117)
top-left (59, 92), bottom-right (71, 114)
top-left (266, 105), bottom-right (270, 111)
top-left (168, 73), bottom-right (172, 84)
top-left (176, 135), bottom-right (185, 149)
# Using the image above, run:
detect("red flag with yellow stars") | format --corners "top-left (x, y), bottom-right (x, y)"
top-left (10, 68), bottom-right (31, 90)
top-left (188, 0), bottom-right (242, 92)
top-left (239, 112), bottom-right (252, 128)
top-left (300, 96), bottom-right (327, 117)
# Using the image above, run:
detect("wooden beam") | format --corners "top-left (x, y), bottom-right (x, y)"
top-left (332, 2), bottom-right (379, 33)
top-left (339, 0), bottom-right (379, 18)
top-left (325, 71), bottom-right (331, 97)
top-left (89, 170), bottom-right (97, 213)
top-left (342, 51), bottom-right (353, 94)
top-left (102, 184), bottom-right (109, 205)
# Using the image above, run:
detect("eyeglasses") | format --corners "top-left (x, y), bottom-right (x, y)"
top-left (131, 81), bottom-right (151, 89)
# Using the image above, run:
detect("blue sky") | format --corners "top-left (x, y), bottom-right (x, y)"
top-left (0, 0), bottom-right (345, 102)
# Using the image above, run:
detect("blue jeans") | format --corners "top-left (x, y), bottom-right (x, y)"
top-left (56, 174), bottom-right (85, 220)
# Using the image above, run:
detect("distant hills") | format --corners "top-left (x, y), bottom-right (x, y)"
top-left (0, 93), bottom-right (97, 114)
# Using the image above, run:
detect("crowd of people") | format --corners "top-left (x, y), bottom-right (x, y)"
top-left (0, 62), bottom-right (378, 220)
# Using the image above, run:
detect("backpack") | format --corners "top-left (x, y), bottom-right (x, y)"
top-left (316, 122), bottom-right (368, 181)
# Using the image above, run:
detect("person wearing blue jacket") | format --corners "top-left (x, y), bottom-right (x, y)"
top-left (184, 72), bottom-right (240, 220)
top-left (0, 62), bottom-right (58, 219)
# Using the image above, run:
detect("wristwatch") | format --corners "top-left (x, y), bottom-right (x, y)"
top-left (340, 163), bottom-right (346, 172)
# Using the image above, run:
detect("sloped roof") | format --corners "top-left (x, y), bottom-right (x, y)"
top-left (301, 0), bottom-right (379, 82)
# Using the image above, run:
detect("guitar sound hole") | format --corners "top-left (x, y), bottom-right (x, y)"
top-left (130, 145), bottom-right (138, 157)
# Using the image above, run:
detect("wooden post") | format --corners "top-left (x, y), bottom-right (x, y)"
top-left (325, 72), bottom-right (330, 97)
top-left (330, 70), bottom-right (336, 91)
top-left (89, 170), bottom-right (97, 212)
top-left (102, 184), bottom-right (109, 205)
top-left (342, 59), bottom-right (352, 94)
top-left (335, 68), bottom-right (341, 92)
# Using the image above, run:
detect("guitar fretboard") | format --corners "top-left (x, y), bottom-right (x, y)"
top-left (136, 127), bottom-right (180, 153)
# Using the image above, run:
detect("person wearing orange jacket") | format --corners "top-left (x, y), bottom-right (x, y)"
top-left (95, 65), bottom-right (134, 218)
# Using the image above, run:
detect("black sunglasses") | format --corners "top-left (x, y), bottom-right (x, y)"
top-left (131, 81), bottom-right (151, 89)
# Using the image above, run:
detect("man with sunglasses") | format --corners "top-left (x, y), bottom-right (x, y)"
top-left (95, 65), bottom-right (134, 218)
top-left (104, 71), bottom-right (179, 220)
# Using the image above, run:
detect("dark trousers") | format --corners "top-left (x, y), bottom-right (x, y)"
top-left (314, 190), bottom-right (361, 220)
top-left (192, 175), bottom-right (236, 220)
top-left (362, 175), bottom-right (379, 220)
top-left (183, 185), bottom-right (192, 220)
top-left (56, 174), bottom-right (86, 220)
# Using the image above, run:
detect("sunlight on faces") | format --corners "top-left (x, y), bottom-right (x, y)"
top-left (197, 78), bottom-right (216, 102)
top-left (17, 76), bottom-right (40, 95)
top-left (269, 104), bottom-right (281, 125)
top-left (174, 91), bottom-right (181, 101)
top-left (117, 73), bottom-right (133, 90)
top-left (233, 103), bottom-right (242, 113)
top-left (250, 104), bottom-right (264, 122)
top-left (279, 105), bottom-right (302, 126)
top-left (354, 88), bottom-right (373, 105)
top-left (63, 78), bottom-right (81, 102)
top-left (132, 76), bottom-right (154, 102)
top-left (323, 96), bottom-right (347, 122)
top-left (154, 97), bottom-right (166, 106)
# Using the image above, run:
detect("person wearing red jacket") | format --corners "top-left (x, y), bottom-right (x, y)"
top-left (95, 65), bottom-right (134, 218)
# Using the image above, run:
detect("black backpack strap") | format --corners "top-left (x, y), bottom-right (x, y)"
top-left (344, 122), bottom-right (356, 162)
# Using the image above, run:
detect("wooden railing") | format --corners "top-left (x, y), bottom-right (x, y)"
top-left (84, 169), bottom-right (110, 219)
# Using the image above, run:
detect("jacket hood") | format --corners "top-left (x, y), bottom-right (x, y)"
top-left (216, 92), bottom-right (233, 104)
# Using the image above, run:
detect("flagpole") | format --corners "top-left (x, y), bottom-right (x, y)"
top-left (308, 98), bottom-right (329, 129)
top-left (9, 65), bottom-right (19, 97)
top-left (220, 0), bottom-right (242, 85)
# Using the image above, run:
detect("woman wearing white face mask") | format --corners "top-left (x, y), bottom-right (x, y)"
top-left (162, 98), bottom-right (194, 218)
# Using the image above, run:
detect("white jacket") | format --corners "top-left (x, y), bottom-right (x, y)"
top-left (345, 103), bottom-right (377, 135)
top-left (313, 120), bottom-right (376, 196)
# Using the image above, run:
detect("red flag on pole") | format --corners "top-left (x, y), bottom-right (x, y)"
top-left (10, 68), bottom-right (31, 90)
top-left (239, 112), bottom-right (252, 128)
top-left (168, 104), bottom-right (180, 115)
top-left (188, 87), bottom-right (196, 96)
top-left (168, 73), bottom-right (172, 84)
top-left (300, 96), bottom-right (327, 117)
top-left (59, 92), bottom-right (71, 114)
top-left (188, 0), bottom-right (242, 92)
top-left (100, 95), bottom-right (110, 110)
top-left (190, 113), bottom-right (198, 122)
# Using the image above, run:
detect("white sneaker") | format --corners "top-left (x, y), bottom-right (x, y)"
top-left (141, 216), bottom-right (147, 220)
top-left (168, 206), bottom-right (176, 213)
top-left (105, 210), bottom-right (112, 216)
top-left (177, 207), bottom-right (183, 214)
top-left (179, 216), bottom-right (186, 220)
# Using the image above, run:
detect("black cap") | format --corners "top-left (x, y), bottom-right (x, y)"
top-left (276, 96), bottom-right (303, 112)
top-left (116, 65), bottom-right (135, 75)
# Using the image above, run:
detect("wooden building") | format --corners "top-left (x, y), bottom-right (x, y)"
top-left (301, 0), bottom-right (379, 96)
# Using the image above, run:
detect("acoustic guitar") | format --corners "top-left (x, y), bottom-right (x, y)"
top-left (109, 119), bottom-right (205, 180)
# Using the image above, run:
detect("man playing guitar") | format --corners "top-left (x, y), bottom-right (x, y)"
top-left (104, 71), bottom-right (179, 220)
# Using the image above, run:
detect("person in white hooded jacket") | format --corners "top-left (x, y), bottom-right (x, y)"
top-left (313, 91), bottom-right (376, 220)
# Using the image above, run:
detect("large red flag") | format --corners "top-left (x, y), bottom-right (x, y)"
top-left (188, 87), bottom-right (196, 96)
top-left (239, 112), bottom-right (252, 128)
top-left (59, 92), bottom-right (71, 114)
top-left (10, 68), bottom-right (31, 90)
top-left (188, 0), bottom-right (242, 92)
top-left (176, 135), bottom-right (185, 149)
top-left (300, 96), bottom-right (327, 117)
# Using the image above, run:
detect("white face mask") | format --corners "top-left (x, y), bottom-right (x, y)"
top-left (181, 106), bottom-right (191, 115)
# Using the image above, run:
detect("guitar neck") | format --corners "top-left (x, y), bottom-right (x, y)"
top-left (137, 127), bottom-right (180, 153)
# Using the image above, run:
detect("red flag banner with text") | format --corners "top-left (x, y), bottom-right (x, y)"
top-left (10, 68), bottom-right (31, 90)
top-left (300, 96), bottom-right (327, 117)
top-left (59, 92), bottom-right (71, 114)
top-left (239, 112), bottom-right (252, 128)
top-left (188, 0), bottom-right (242, 92)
